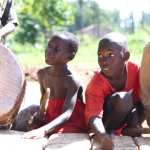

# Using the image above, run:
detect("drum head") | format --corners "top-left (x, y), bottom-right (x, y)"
top-left (0, 44), bottom-right (25, 122)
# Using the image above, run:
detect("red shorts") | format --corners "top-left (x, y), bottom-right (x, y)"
top-left (42, 99), bottom-right (89, 133)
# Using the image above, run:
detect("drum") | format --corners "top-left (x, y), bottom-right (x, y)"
top-left (0, 43), bottom-right (26, 128)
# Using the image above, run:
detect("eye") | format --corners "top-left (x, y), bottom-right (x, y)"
top-left (55, 47), bottom-right (60, 51)
top-left (110, 53), bottom-right (115, 57)
top-left (99, 54), bottom-right (102, 58)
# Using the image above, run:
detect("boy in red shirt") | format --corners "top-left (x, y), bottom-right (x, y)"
top-left (85, 32), bottom-right (145, 150)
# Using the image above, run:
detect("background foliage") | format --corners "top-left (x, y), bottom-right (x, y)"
top-left (7, 0), bottom-right (150, 68)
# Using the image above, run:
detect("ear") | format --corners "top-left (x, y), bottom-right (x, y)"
top-left (67, 53), bottom-right (75, 61)
top-left (124, 51), bottom-right (130, 61)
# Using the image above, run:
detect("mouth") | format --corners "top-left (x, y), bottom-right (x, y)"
top-left (102, 68), bottom-right (109, 71)
top-left (45, 57), bottom-right (54, 63)
top-left (46, 56), bottom-right (54, 59)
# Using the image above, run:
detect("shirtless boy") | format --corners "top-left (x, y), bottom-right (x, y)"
top-left (21, 31), bottom-right (88, 139)
top-left (85, 32), bottom-right (145, 150)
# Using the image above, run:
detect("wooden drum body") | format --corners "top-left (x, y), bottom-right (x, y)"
top-left (0, 44), bottom-right (25, 128)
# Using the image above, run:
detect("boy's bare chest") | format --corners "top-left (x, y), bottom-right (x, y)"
top-left (43, 76), bottom-right (68, 98)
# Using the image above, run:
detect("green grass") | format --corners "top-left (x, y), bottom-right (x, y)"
top-left (126, 30), bottom-right (149, 64)
top-left (15, 53), bottom-right (45, 66)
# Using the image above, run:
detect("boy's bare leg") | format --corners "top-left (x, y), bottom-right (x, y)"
top-left (140, 42), bottom-right (150, 127)
top-left (104, 92), bottom-right (133, 134)
top-left (136, 102), bottom-right (146, 125)
top-left (11, 105), bottom-right (39, 132)
top-left (121, 102), bottom-right (146, 137)
top-left (138, 110), bottom-right (146, 125)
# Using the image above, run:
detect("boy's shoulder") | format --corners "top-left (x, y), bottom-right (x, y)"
top-left (126, 60), bottom-right (140, 66)
top-left (67, 67), bottom-right (83, 84)
top-left (91, 68), bottom-right (106, 82)
top-left (126, 60), bottom-right (140, 70)
top-left (86, 68), bottom-right (110, 90)
top-left (37, 66), bottom-right (50, 78)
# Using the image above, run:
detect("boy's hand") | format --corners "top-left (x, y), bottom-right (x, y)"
top-left (21, 128), bottom-right (45, 140)
top-left (101, 133), bottom-right (115, 150)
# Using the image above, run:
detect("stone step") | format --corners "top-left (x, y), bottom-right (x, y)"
top-left (134, 136), bottom-right (150, 150)
top-left (92, 135), bottom-right (138, 150)
top-left (2, 130), bottom-right (150, 150)
top-left (45, 133), bottom-right (91, 150)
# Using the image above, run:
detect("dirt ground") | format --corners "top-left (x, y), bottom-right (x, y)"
top-left (22, 66), bottom-right (149, 129)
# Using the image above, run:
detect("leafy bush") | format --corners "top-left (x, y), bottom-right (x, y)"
top-left (126, 30), bottom-right (150, 63)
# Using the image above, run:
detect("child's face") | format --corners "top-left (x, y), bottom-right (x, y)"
top-left (98, 41), bottom-right (125, 77)
top-left (45, 35), bottom-right (70, 65)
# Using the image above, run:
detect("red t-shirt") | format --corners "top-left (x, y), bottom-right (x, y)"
top-left (85, 60), bottom-right (140, 126)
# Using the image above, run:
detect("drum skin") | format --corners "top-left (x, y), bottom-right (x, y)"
top-left (0, 44), bottom-right (25, 126)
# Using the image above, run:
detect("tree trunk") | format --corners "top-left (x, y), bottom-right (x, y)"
top-left (79, 0), bottom-right (83, 43)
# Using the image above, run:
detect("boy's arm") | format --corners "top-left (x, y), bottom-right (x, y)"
top-left (0, 0), bottom-right (18, 39)
top-left (130, 66), bottom-right (141, 128)
top-left (0, 23), bottom-right (16, 38)
top-left (22, 77), bottom-right (79, 139)
top-left (37, 69), bottom-right (46, 105)
top-left (90, 116), bottom-right (115, 150)
top-left (41, 77), bottom-right (79, 133)
top-left (31, 69), bottom-right (46, 125)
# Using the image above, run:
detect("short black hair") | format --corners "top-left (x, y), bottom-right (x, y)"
top-left (53, 31), bottom-right (79, 54)
top-left (99, 32), bottom-right (128, 53)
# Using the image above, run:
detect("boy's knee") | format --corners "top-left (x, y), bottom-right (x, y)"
top-left (112, 92), bottom-right (133, 112)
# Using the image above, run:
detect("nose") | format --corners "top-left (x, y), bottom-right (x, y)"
top-left (101, 56), bottom-right (109, 65)
top-left (46, 47), bottom-right (52, 54)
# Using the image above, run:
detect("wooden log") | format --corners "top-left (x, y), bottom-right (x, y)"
top-left (92, 135), bottom-right (138, 150)
top-left (134, 137), bottom-right (150, 150)
top-left (39, 88), bottom-right (50, 119)
top-left (45, 133), bottom-right (91, 150)
top-left (0, 129), bottom-right (47, 150)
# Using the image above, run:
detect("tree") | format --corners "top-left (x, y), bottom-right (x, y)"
top-left (68, 0), bottom-right (121, 33)
top-left (14, 0), bottom-right (75, 45)
top-left (124, 12), bottom-right (134, 34)
top-left (139, 11), bottom-right (150, 33)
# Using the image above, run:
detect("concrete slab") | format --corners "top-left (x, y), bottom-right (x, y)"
top-left (0, 129), bottom-right (47, 150)
top-left (45, 133), bottom-right (91, 150)
top-left (92, 135), bottom-right (138, 150)
top-left (134, 137), bottom-right (150, 150)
